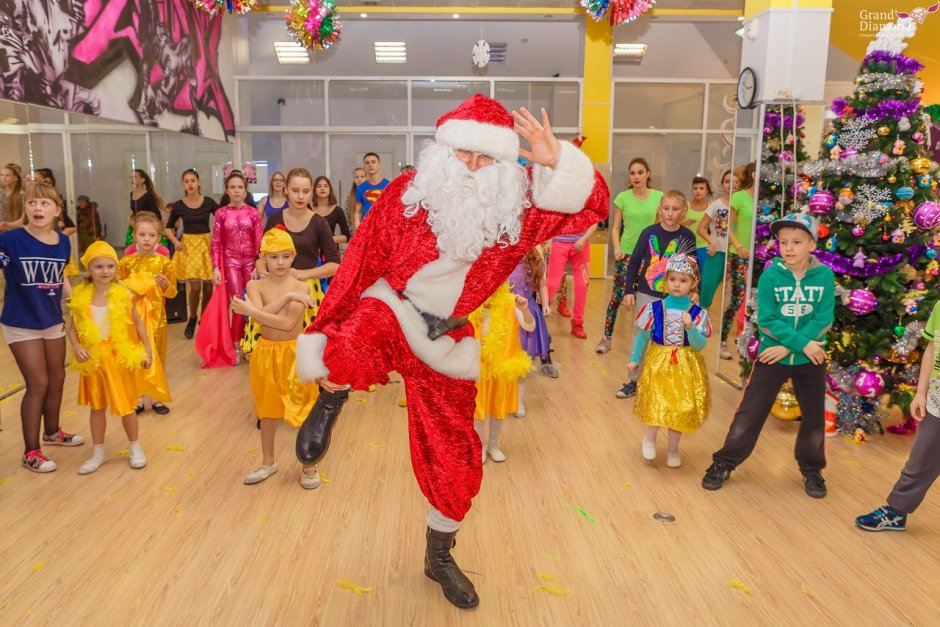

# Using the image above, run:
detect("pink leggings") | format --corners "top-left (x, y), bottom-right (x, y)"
top-left (547, 241), bottom-right (591, 322)
top-left (222, 257), bottom-right (255, 344)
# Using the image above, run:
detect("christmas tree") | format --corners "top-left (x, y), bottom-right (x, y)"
top-left (802, 18), bottom-right (940, 434)
top-left (736, 105), bottom-right (810, 378)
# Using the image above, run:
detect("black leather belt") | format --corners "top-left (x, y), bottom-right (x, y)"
top-left (397, 290), bottom-right (468, 340)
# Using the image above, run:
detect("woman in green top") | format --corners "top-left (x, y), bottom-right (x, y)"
top-left (597, 157), bottom-right (663, 354)
top-left (720, 161), bottom-right (756, 359)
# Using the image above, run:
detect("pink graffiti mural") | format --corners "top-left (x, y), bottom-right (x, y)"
top-left (0, 0), bottom-right (234, 139)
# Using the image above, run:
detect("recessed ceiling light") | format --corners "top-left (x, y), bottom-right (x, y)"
top-left (274, 41), bottom-right (310, 64)
top-left (613, 43), bottom-right (647, 58)
top-left (737, 16), bottom-right (744, 21)
top-left (374, 41), bottom-right (407, 64)
top-left (361, 13), bottom-right (367, 18)
top-left (452, 13), bottom-right (460, 19)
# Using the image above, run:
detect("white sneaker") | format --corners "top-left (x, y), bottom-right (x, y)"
top-left (129, 447), bottom-right (148, 470)
top-left (719, 343), bottom-right (732, 360)
top-left (244, 463), bottom-right (278, 485)
top-left (23, 450), bottom-right (57, 473)
top-left (642, 439), bottom-right (657, 461)
top-left (300, 467), bottom-right (321, 490)
top-left (595, 336), bottom-right (611, 354)
top-left (487, 446), bottom-right (506, 463)
top-left (78, 456), bottom-right (105, 475)
top-left (514, 403), bottom-right (527, 418)
top-left (481, 447), bottom-right (487, 465)
top-left (666, 451), bottom-right (682, 468)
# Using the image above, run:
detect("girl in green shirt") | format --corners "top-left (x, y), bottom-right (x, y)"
top-left (687, 176), bottom-right (712, 273)
top-left (597, 157), bottom-right (663, 354)
top-left (720, 162), bottom-right (755, 359)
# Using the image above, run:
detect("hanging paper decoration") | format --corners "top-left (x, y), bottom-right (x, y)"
top-left (191, 0), bottom-right (256, 16)
top-left (581, 0), bottom-right (655, 26)
top-left (472, 40), bottom-right (491, 69)
top-left (285, 0), bottom-right (343, 51)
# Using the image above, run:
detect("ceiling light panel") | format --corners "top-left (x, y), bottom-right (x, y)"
top-left (274, 41), bottom-right (310, 64)
top-left (374, 41), bottom-right (407, 64)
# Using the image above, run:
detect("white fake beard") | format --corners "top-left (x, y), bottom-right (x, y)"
top-left (401, 142), bottom-right (529, 262)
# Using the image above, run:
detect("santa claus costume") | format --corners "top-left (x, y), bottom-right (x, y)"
top-left (295, 95), bottom-right (608, 609)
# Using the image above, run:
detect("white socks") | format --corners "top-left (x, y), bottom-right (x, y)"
top-left (128, 441), bottom-right (147, 469)
top-left (78, 445), bottom-right (106, 475)
top-left (487, 419), bottom-right (505, 463)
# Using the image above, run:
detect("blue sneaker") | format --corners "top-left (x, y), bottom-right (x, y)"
top-left (616, 382), bottom-right (637, 398)
top-left (855, 506), bottom-right (907, 532)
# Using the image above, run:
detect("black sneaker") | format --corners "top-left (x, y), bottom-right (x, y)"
top-left (135, 404), bottom-right (144, 415)
top-left (152, 402), bottom-right (170, 415)
top-left (702, 462), bottom-right (731, 490)
top-left (184, 318), bottom-right (197, 339)
top-left (803, 471), bottom-right (827, 498)
top-left (615, 382), bottom-right (637, 398)
top-left (855, 506), bottom-right (907, 532)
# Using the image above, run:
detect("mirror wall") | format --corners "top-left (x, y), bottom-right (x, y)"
top-left (0, 99), bottom-right (233, 265)
top-left (715, 102), bottom-right (829, 387)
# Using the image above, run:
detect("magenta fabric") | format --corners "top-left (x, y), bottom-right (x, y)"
top-left (547, 240), bottom-right (591, 322)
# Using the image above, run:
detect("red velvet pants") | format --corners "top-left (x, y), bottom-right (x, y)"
top-left (318, 298), bottom-right (482, 522)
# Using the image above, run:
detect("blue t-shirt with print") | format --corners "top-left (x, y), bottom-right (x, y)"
top-left (0, 228), bottom-right (70, 329)
top-left (355, 179), bottom-right (390, 220)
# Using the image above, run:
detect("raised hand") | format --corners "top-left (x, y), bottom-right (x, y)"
top-left (512, 107), bottom-right (561, 168)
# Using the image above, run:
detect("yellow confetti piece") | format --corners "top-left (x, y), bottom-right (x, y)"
top-left (623, 482), bottom-right (632, 488)
top-left (355, 398), bottom-right (368, 404)
top-left (320, 473), bottom-right (330, 483)
top-left (368, 412), bottom-right (377, 417)
top-left (197, 375), bottom-right (207, 380)
top-left (108, 492), bottom-right (119, 502)
top-left (175, 507), bottom-right (183, 517)
top-left (600, 369), bottom-right (608, 375)
top-left (800, 585), bottom-right (812, 596)
top-left (843, 459), bottom-right (861, 465)
top-left (246, 447), bottom-right (258, 456)
top-left (259, 516), bottom-right (268, 524)
top-left (837, 450), bottom-right (849, 457)
top-left (537, 572), bottom-right (556, 581)
top-left (0, 478), bottom-right (9, 486)
top-left (729, 579), bottom-right (752, 595)
top-left (25, 609), bottom-right (32, 616)
top-left (589, 360), bottom-right (597, 365)
top-left (534, 584), bottom-right (571, 596)
top-left (164, 486), bottom-right (177, 495)
top-left (186, 471), bottom-right (196, 478)
top-left (545, 554), bottom-right (562, 561)
top-left (368, 442), bottom-right (387, 449)
top-left (165, 445), bottom-right (186, 452)
top-left (115, 450), bottom-right (129, 457)
top-left (398, 399), bottom-right (407, 407)
top-left (338, 579), bottom-right (373, 596)
top-left (63, 410), bottom-right (77, 416)
top-left (367, 385), bottom-right (377, 393)
top-left (31, 561), bottom-right (45, 573)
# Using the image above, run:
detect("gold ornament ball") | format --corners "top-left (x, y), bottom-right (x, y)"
top-left (888, 176), bottom-right (897, 184)
top-left (878, 126), bottom-right (890, 136)
top-left (771, 390), bottom-right (801, 421)
top-left (911, 157), bottom-right (931, 174)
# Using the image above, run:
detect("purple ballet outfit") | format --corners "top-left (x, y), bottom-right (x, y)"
top-left (508, 259), bottom-right (551, 361)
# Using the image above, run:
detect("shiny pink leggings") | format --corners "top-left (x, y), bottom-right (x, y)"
top-left (547, 241), bottom-right (591, 322)
top-left (222, 257), bottom-right (255, 344)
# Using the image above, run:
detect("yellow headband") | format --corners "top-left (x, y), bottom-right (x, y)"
top-left (80, 241), bottom-right (118, 268)
top-left (260, 226), bottom-right (296, 255)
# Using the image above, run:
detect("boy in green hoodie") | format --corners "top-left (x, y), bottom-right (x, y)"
top-left (702, 213), bottom-right (834, 498)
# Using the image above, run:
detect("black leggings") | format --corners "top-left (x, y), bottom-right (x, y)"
top-left (9, 337), bottom-right (67, 453)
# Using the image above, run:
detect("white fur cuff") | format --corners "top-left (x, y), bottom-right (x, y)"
top-left (296, 332), bottom-right (330, 383)
top-left (436, 119), bottom-right (519, 163)
top-left (531, 141), bottom-right (596, 214)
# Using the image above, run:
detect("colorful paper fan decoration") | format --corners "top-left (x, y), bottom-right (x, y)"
top-left (191, 0), bottom-right (256, 16)
top-left (285, 0), bottom-right (343, 51)
top-left (581, 0), bottom-right (655, 25)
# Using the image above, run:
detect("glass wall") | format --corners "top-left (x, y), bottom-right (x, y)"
top-left (0, 100), bottom-right (233, 258)
top-left (234, 77), bottom-right (583, 214)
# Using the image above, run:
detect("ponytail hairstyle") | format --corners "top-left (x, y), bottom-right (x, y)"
top-left (735, 162), bottom-right (756, 190)
top-left (134, 168), bottom-right (165, 211)
top-left (523, 246), bottom-right (545, 293)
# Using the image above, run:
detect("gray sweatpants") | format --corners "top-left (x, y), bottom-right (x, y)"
top-left (887, 412), bottom-right (940, 514)
top-left (629, 292), bottom-right (662, 383)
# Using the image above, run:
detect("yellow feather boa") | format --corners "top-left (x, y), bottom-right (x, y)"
top-left (69, 282), bottom-right (146, 374)
top-left (469, 283), bottom-right (534, 381)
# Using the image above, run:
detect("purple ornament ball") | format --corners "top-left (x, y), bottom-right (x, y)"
top-left (851, 226), bottom-right (864, 237)
top-left (912, 201), bottom-right (940, 230)
top-left (746, 337), bottom-right (760, 360)
top-left (853, 370), bottom-right (885, 397)
top-left (808, 189), bottom-right (836, 215)
top-left (847, 288), bottom-right (878, 316)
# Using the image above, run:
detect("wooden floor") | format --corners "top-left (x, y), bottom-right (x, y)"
top-left (1, 280), bottom-right (938, 626)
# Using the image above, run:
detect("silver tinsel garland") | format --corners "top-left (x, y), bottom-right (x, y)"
top-left (802, 152), bottom-right (900, 179)
top-left (856, 72), bottom-right (917, 94)
top-left (892, 320), bottom-right (926, 356)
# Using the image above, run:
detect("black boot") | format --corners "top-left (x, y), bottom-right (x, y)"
top-left (295, 386), bottom-right (349, 464)
top-left (424, 527), bottom-right (479, 609)
top-left (184, 318), bottom-right (197, 339)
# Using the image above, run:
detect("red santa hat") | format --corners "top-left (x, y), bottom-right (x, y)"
top-left (435, 94), bottom-right (519, 163)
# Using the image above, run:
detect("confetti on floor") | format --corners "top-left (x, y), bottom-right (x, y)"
top-left (0, 478), bottom-right (9, 486)
top-left (259, 516), bottom-right (268, 524)
top-left (600, 369), bottom-right (608, 375)
top-left (63, 410), bottom-right (77, 416)
top-left (164, 486), bottom-right (177, 495)
top-left (31, 561), bottom-right (45, 573)
top-left (729, 579), bottom-right (752, 595)
top-left (534, 584), bottom-right (571, 596)
top-left (843, 459), bottom-right (861, 465)
top-left (800, 585), bottom-right (812, 596)
top-left (174, 507), bottom-right (183, 517)
top-left (398, 399), bottom-right (407, 407)
top-left (338, 579), bottom-right (373, 596)
top-left (355, 398), bottom-right (368, 404)
top-left (246, 447), bottom-right (258, 456)
top-left (545, 554), bottom-right (562, 561)
top-left (537, 572), bottom-right (556, 581)
top-left (562, 503), bottom-right (596, 525)
top-left (115, 450), bottom-right (129, 457)
top-left (186, 471), bottom-right (196, 478)
top-left (319, 473), bottom-right (330, 483)
top-left (367, 385), bottom-right (377, 393)
top-left (197, 375), bottom-right (207, 380)
top-left (623, 481), bottom-right (633, 488)
top-left (368, 443), bottom-right (387, 449)
top-left (165, 445), bottom-right (186, 452)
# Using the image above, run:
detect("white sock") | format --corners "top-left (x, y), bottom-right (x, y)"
top-left (488, 418), bottom-right (503, 450)
top-left (89, 444), bottom-right (106, 463)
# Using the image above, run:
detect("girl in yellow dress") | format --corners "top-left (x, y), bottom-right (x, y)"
top-left (67, 241), bottom-right (152, 475)
top-left (470, 283), bottom-right (535, 464)
top-left (119, 213), bottom-right (175, 414)
top-left (628, 251), bottom-right (712, 469)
